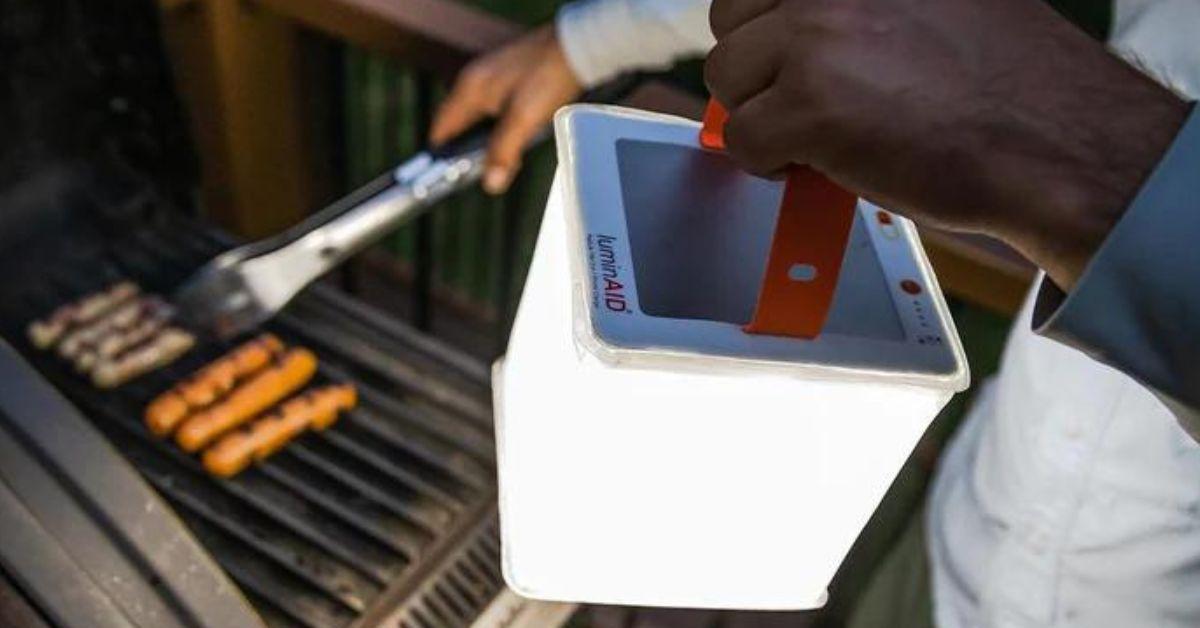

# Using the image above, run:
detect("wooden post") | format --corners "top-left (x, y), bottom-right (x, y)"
top-left (158, 0), bottom-right (321, 238)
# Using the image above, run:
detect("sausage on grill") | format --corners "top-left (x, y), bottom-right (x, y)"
top-left (70, 298), bottom-right (173, 371)
top-left (91, 328), bottom-right (196, 389)
top-left (144, 334), bottom-right (285, 437)
top-left (202, 384), bottom-right (357, 478)
top-left (94, 315), bottom-right (169, 361)
top-left (175, 348), bottom-right (318, 452)
top-left (77, 315), bottom-right (167, 374)
top-left (28, 281), bottom-right (140, 349)
top-left (58, 298), bottom-right (144, 360)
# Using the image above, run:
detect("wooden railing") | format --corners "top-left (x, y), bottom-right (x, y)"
top-left (156, 0), bottom-right (1034, 330)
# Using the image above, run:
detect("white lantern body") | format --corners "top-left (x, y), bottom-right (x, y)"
top-left (493, 106), bottom-right (968, 610)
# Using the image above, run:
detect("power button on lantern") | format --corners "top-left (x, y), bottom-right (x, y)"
top-left (901, 280), bottom-right (922, 295)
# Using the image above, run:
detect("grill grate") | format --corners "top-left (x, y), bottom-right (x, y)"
top-left (0, 208), bottom-right (504, 628)
top-left (388, 519), bottom-right (507, 628)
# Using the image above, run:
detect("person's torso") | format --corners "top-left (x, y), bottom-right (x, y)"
top-left (929, 285), bottom-right (1200, 628)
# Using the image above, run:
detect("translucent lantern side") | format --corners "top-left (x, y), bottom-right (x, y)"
top-left (495, 173), bottom-right (954, 609)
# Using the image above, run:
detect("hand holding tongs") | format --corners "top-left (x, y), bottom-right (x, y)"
top-left (173, 120), bottom-right (498, 340)
top-left (172, 77), bottom-right (639, 340)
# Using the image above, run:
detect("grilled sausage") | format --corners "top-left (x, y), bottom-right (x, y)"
top-left (144, 334), bottom-right (285, 437)
top-left (73, 281), bottom-right (140, 321)
top-left (201, 384), bottom-right (357, 478)
top-left (95, 314), bottom-right (169, 361)
top-left (175, 348), bottom-right (318, 452)
top-left (91, 328), bottom-right (196, 389)
top-left (58, 299), bottom-right (143, 360)
top-left (68, 298), bottom-right (173, 371)
top-left (28, 281), bottom-right (139, 349)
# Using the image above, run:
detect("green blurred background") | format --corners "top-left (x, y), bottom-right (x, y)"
top-left (342, 0), bottom-right (567, 325)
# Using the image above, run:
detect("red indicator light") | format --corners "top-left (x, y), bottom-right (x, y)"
top-left (876, 210), bottom-right (893, 225)
top-left (901, 279), bottom-right (922, 295)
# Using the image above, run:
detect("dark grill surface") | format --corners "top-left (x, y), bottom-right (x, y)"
top-left (0, 209), bottom-right (504, 628)
top-left (388, 519), bottom-right (506, 628)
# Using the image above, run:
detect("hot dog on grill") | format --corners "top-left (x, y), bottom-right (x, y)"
top-left (175, 348), bottom-right (318, 452)
top-left (146, 392), bottom-right (189, 437)
top-left (180, 334), bottom-right (284, 406)
top-left (144, 334), bottom-right (285, 437)
top-left (201, 384), bottom-right (357, 478)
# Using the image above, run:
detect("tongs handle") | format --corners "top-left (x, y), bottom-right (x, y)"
top-left (282, 121), bottom-right (496, 273)
top-left (316, 151), bottom-right (483, 264)
top-left (430, 118), bottom-right (497, 160)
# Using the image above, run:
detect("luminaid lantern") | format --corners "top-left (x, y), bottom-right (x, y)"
top-left (493, 105), bottom-right (969, 610)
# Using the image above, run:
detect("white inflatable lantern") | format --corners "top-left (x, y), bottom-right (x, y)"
top-left (493, 105), bottom-right (968, 610)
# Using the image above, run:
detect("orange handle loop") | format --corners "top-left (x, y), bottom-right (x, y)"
top-left (701, 100), bottom-right (858, 339)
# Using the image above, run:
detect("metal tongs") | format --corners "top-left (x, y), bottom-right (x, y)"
top-left (173, 121), bottom-right (497, 340)
top-left (173, 78), bottom-right (637, 340)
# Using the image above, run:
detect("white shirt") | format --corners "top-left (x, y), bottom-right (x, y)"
top-left (929, 280), bottom-right (1200, 628)
top-left (552, 1), bottom-right (1200, 625)
top-left (556, 0), bottom-right (713, 88)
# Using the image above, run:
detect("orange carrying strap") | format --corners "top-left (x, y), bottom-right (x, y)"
top-left (700, 100), bottom-right (858, 339)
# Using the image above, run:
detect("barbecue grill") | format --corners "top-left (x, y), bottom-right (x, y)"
top-left (0, 0), bottom-right (573, 626)
top-left (0, 165), bottom-right (572, 628)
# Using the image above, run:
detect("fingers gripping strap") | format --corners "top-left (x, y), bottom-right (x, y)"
top-left (700, 100), bottom-right (858, 339)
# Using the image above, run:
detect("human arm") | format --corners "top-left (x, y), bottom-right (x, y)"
top-left (429, 0), bottom-right (713, 193)
top-left (703, 0), bottom-right (1198, 433)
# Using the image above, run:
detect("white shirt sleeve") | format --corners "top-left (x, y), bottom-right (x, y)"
top-left (1110, 0), bottom-right (1200, 98)
top-left (555, 0), bottom-right (715, 88)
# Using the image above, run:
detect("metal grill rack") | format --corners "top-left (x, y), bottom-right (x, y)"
top-left (0, 208), bottom-right (506, 628)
